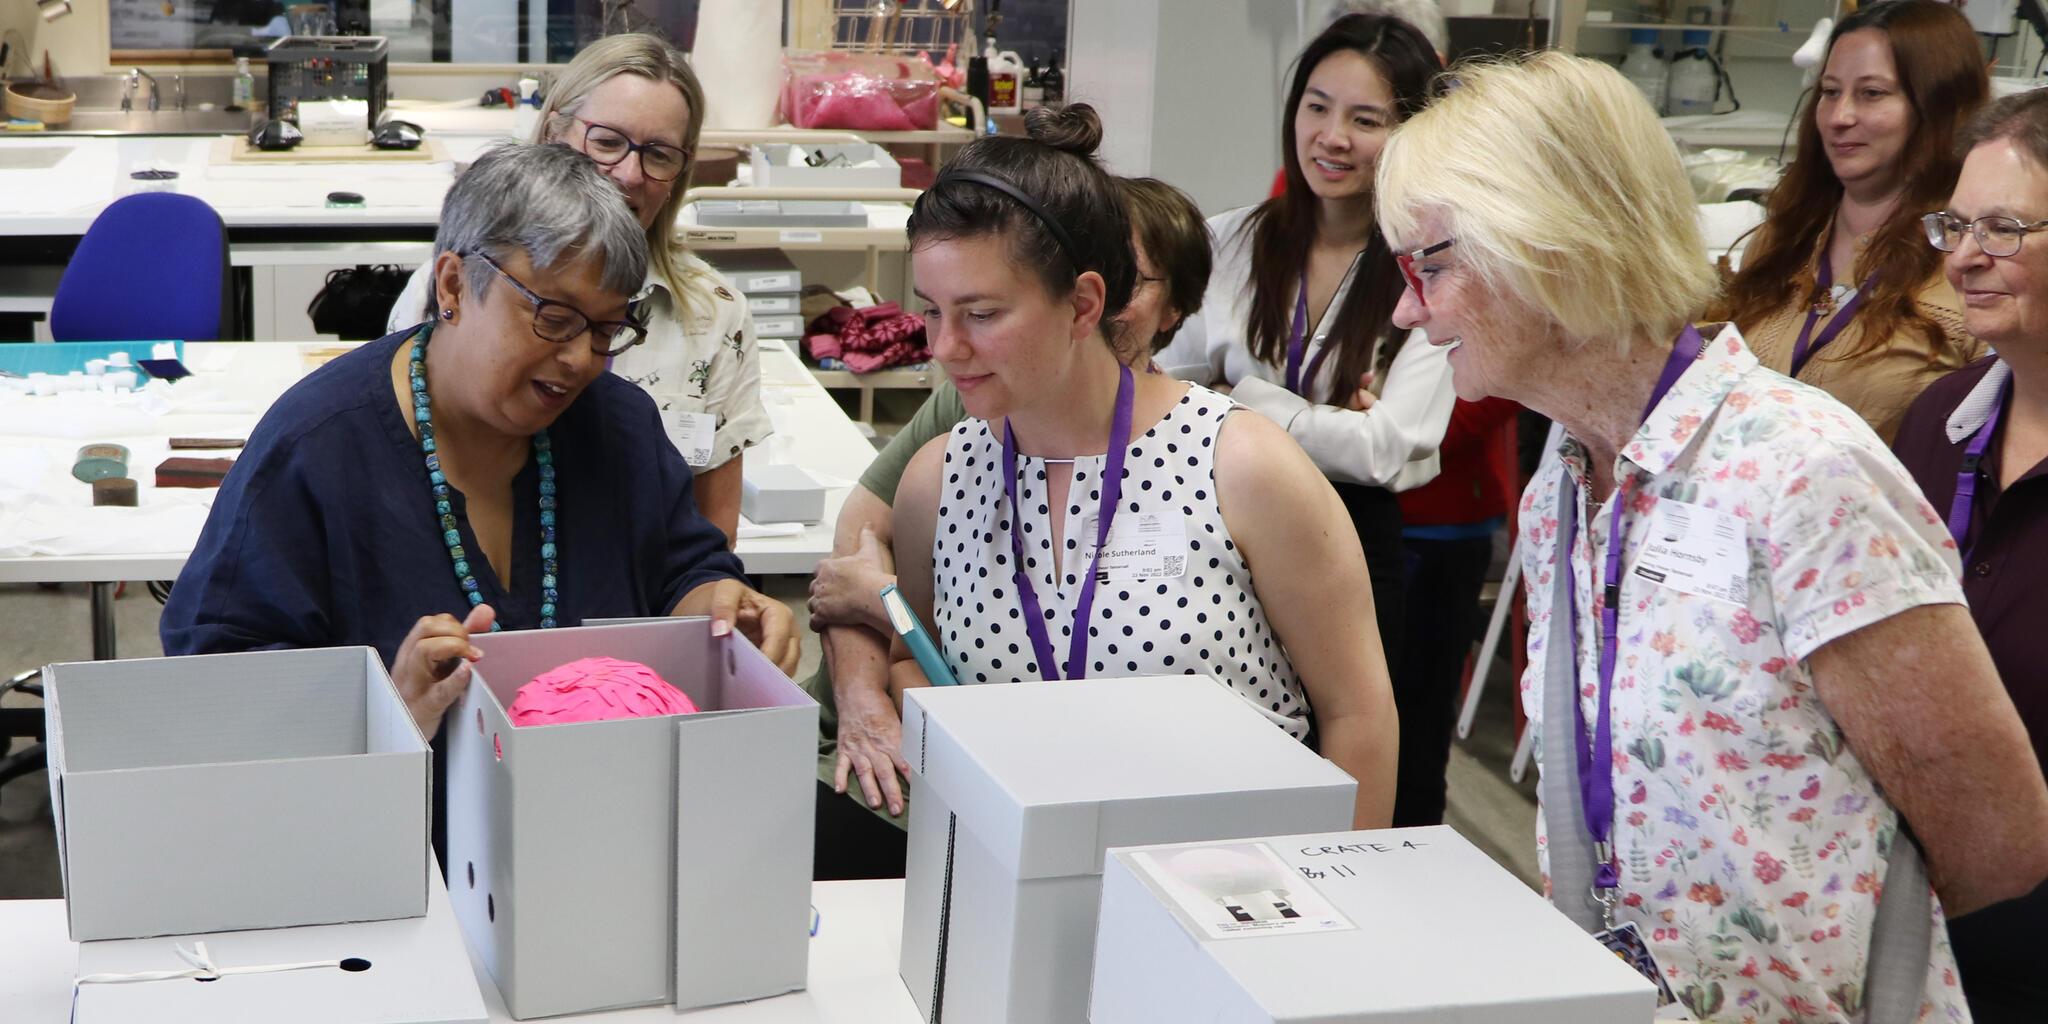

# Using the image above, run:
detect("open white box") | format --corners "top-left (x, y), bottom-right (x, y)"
top-left (750, 143), bottom-right (902, 191)
top-left (1089, 826), bottom-right (1658, 1023)
top-left (898, 676), bottom-right (1358, 1024)
top-left (445, 618), bottom-right (818, 1020)
top-left (45, 647), bottom-right (429, 942)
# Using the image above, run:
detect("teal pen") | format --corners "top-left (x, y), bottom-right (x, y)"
top-left (881, 583), bottom-right (958, 686)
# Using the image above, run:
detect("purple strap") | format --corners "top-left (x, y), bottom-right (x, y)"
top-left (1001, 363), bottom-right (1136, 681)
top-left (1947, 379), bottom-right (2010, 562)
top-left (1788, 255), bottom-right (1868, 378)
top-left (1283, 278), bottom-right (1338, 400)
top-left (1563, 324), bottom-right (1706, 891)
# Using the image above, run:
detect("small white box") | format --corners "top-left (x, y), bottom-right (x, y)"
top-left (747, 294), bottom-right (800, 316)
top-left (45, 647), bottom-right (429, 942)
top-left (1089, 826), bottom-right (1658, 1023)
top-left (73, 857), bottom-right (487, 1024)
top-left (741, 462), bottom-right (826, 524)
top-left (750, 143), bottom-right (902, 191)
top-left (897, 677), bottom-right (1357, 1024)
top-left (753, 313), bottom-right (806, 339)
top-left (706, 249), bottom-right (802, 296)
top-left (446, 618), bottom-right (818, 1020)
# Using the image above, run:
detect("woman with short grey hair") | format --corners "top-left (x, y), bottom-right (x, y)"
top-left (164, 142), bottom-right (800, 853)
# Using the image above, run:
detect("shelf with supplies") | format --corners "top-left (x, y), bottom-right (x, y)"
top-left (1550, 0), bottom-right (1845, 65)
top-left (800, 365), bottom-right (939, 424)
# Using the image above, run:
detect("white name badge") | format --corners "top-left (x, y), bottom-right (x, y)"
top-left (1078, 511), bottom-right (1188, 582)
top-left (663, 409), bottom-right (716, 467)
top-left (1632, 499), bottom-right (1749, 605)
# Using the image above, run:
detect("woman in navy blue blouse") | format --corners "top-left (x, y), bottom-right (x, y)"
top-left (162, 143), bottom-right (800, 743)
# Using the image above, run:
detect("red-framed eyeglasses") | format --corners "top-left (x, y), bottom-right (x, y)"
top-left (1395, 238), bottom-right (1454, 306)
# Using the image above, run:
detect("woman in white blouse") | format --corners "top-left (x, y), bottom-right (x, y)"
top-left (1377, 51), bottom-right (2048, 1021)
top-left (387, 35), bottom-right (770, 544)
top-left (1160, 16), bottom-right (1452, 650)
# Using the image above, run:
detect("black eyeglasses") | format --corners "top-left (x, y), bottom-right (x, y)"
top-left (469, 251), bottom-right (647, 357)
top-left (1923, 211), bottom-right (2048, 258)
top-left (572, 116), bottom-right (690, 182)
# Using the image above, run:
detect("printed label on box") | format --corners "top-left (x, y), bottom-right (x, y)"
top-left (1130, 842), bottom-right (1355, 941)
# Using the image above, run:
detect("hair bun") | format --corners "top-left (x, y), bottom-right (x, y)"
top-left (1024, 103), bottom-right (1104, 157)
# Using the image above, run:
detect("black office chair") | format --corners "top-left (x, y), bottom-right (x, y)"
top-left (0, 669), bottom-right (46, 807)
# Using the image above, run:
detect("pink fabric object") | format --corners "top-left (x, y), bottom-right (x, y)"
top-left (507, 657), bottom-right (698, 727)
top-left (804, 301), bottom-right (930, 374)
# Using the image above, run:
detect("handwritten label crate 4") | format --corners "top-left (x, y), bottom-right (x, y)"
top-left (45, 647), bottom-right (429, 942)
top-left (896, 676), bottom-right (1357, 1024)
top-left (1090, 826), bottom-right (1658, 1023)
top-left (445, 618), bottom-right (818, 1020)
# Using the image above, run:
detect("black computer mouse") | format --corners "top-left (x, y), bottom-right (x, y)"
top-left (372, 119), bottom-right (425, 151)
top-left (248, 118), bottom-right (303, 151)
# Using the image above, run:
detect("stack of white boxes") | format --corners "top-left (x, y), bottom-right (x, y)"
top-left (709, 249), bottom-right (805, 345)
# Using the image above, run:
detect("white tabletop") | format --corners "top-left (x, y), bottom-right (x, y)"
top-left (0, 340), bottom-right (871, 582)
top-left (0, 879), bottom-right (921, 1023)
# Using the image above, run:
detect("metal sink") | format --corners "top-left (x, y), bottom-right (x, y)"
top-left (30, 109), bottom-right (260, 137)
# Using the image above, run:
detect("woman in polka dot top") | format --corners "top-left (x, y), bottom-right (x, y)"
top-left (887, 104), bottom-right (1399, 829)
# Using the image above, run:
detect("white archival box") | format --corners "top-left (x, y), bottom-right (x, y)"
top-left (1089, 826), bottom-right (1659, 1023)
top-left (897, 676), bottom-right (1359, 1024)
top-left (44, 647), bottom-right (429, 942)
top-left (741, 462), bottom-right (827, 525)
top-left (72, 856), bottom-right (487, 1024)
top-left (445, 618), bottom-right (818, 1020)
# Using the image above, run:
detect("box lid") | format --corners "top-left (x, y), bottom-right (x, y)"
top-left (1111, 826), bottom-right (1657, 1020)
top-left (902, 677), bottom-right (1355, 882)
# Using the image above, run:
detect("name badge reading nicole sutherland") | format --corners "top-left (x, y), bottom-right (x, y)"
top-left (1632, 499), bottom-right (1750, 606)
top-left (662, 409), bottom-right (716, 468)
top-left (1070, 511), bottom-right (1188, 582)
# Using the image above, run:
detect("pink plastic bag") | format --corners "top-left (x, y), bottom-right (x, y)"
top-left (781, 51), bottom-right (941, 131)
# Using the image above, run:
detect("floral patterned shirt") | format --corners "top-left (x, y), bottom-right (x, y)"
top-left (1519, 325), bottom-right (1971, 1023)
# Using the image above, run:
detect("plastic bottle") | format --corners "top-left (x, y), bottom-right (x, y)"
top-left (1619, 30), bottom-right (1667, 114)
top-left (511, 77), bottom-right (541, 140)
top-left (1022, 55), bottom-right (1044, 110)
top-left (232, 56), bottom-right (254, 111)
top-left (1666, 30), bottom-right (1721, 117)
top-left (1041, 50), bottom-right (1065, 105)
top-left (985, 42), bottom-right (1024, 116)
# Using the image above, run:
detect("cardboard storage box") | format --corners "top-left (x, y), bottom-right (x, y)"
top-left (742, 462), bottom-right (826, 524)
top-left (748, 294), bottom-right (800, 316)
top-left (750, 143), bottom-right (902, 191)
top-left (753, 314), bottom-right (806, 339)
top-left (1089, 826), bottom-right (1658, 1023)
top-left (73, 856), bottom-right (487, 1024)
top-left (706, 249), bottom-right (801, 297)
top-left (446, 618), bottom-right (818, 1020)
top-left (898, 676), bottom-right (1357, 1024)
top-left (45, 647), bottom-right (429, 942)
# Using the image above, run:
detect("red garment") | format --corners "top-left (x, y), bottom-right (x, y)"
top-left (804, 301), bottom-right (931, 374)
top-left (1398, 397), bottom-right (1520, 527)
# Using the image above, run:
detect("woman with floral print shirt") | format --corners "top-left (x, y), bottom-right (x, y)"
top-left (1376, 52), bottom-right (2048, 1023)
top-left (389, 35), bottom-right (771, 545)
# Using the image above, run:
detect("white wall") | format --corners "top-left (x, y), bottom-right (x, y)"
top-left (1070, 0), bottom-right (1305, 216)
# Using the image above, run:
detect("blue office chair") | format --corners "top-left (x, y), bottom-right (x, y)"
top-left (50, 192), bottom-right (232, 341)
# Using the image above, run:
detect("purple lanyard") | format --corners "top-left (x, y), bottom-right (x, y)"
top-left (1561, 324), bottom-right (1706, 893)
top-left (1788, 256), bottom-right (1868, 378)
top-left (1283, 279), bottom-right (1337, 398)
top-left (1946, 379), bottom-right (2011, 562)
top-left (1001, 363), bottom-right (1136, 681)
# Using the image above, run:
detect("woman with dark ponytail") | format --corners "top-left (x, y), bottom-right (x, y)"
top-left (886, 104), bottom-right (1398, 829)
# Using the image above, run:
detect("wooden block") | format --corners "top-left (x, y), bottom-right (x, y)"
top-left (91, 477), bottom-right (139, 507)
top-left (156, 457), bottom-right (234, 489)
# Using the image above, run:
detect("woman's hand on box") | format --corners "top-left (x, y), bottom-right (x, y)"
top-left (390, 603), bottom-right (496, 736)
top-left (687, 578), bottom-right (803, 676)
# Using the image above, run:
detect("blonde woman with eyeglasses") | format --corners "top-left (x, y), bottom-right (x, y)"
top-left (390, 34), bottom-right (769, 545)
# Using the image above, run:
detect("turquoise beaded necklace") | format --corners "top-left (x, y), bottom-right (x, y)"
top-left (408, 322), bottom-right (560, 630)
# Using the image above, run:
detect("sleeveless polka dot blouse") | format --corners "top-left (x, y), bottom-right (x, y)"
top-left (931, 383), bottom-right (1311, 739)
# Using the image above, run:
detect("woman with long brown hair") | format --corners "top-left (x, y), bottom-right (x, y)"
top-left (1717, 0), bottom-right (1988, 442)
top-left (1159, 11), bottom-right (1452, 672)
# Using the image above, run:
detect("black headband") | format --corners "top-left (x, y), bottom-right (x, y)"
top-left (917, 170), bottom-right (1082, 272)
